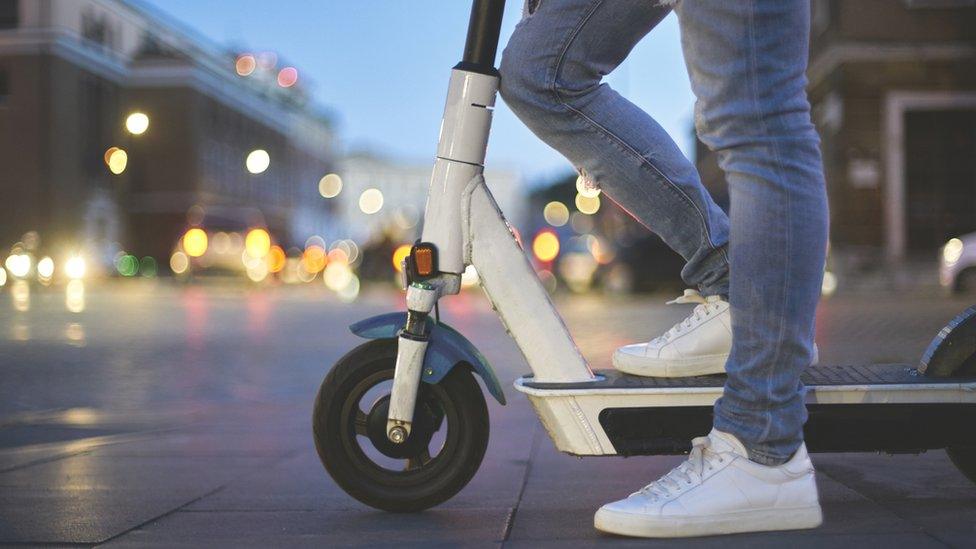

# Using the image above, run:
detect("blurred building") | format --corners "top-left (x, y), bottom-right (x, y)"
top-left (696, 0), bottom-right (976, 273)
top-left (0, 0), bottom-right (337, 270)
top-left (337, 152), bottom-right (526, 244)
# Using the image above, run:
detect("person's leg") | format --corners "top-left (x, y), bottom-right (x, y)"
top-left (499, 0), bottom-right (729, 298)
top-left (674, 0), bottom-right (829, 464)
top-left (594, 0), bottom-right (826, 537)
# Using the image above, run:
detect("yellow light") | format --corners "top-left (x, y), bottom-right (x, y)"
top-left (235, 54), bottom-right (256, 76)
top-left (543, 201), bottom-right (569, 227)
top-left (392, 244), bottom-right (411, 273)
top-left (246, 149), bottom-right (270, 174)
top-left (125, 112), bottom-right (149, 135)
top-left (267, 245), bottom-right (286, 273)
top-left (64, 255), bottom-right (86, 279)
top-left (944, 238), bottom-right (964, 266)
top-left (302, 245), bottom-right (327, 273)
top-left (532, 231), bottom-right (560, 263)
top-left (318, 173), bottom-right (342, 198)
top-left (576, 174), bottom-right (601, 198)
top-left (245, 228), bottom-right (271, 258)
top-left (182, 228), bottom-right (209, 258)
top-left (170, 251), bottom-right (189, 274)
top-left (37, 256), bottom-right (54, 279)
top-left (575, 193), bottom-right (601, 215)
top-left (106, 147), bottom-right (128, 175)
top-left (0, 266), bottom-right (6, 287)
top-left (359, 188), bottom-right (384, 214)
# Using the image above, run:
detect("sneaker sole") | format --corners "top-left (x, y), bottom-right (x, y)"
top-left (594, 504), bottom-right (823, 538)
top-left (612, 350), bottom-right (728, 378)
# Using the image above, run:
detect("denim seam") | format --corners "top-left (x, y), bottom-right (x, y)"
top-left (544, 0), bottom-right (727, 266)
top-left (744, 0), bottom-right (794, 445)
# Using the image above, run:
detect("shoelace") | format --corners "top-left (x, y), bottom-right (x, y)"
top-left (633, 436), bottom-right (726, 501)
top-left (654, 289), bottom-right (724, 343)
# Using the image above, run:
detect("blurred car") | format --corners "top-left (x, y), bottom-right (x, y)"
top-left (170, 206), bottom-right (276, 279)
top-left (940, 232), bottom-right (976, 293)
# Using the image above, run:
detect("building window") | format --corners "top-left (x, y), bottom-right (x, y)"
top-left (0, 0), bottom-right (17, 29)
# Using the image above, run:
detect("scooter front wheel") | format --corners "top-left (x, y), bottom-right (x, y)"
top-left (313, 339), bottom-right (489, 512)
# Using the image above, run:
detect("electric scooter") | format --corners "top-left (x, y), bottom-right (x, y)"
top-left (312, 0), bottom-right (976, 512)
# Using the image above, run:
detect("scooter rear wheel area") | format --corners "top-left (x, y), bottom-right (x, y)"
top-left (313, 339), bottom-right (489, 512)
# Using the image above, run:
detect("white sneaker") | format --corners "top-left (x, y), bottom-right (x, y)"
top-left (594, 429), bottom-right (823, 538)
top-left (613, 290), bottom-right (820, 377)
top-left (613, 290), bottom-right (731, 377)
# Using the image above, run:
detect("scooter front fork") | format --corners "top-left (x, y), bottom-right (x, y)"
top-left (386, 282), bottom-right (439, 443)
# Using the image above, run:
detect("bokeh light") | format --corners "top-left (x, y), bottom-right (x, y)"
top-left (5, 253), bottom-right (30, 278)
top-left (336, 274), bottom-right (360, 302)
top-left (170, 251), bottom-right (189, 274)
top-left (267, 245), bottom-right (286, 273)
top-left (125, 112), bottom-right (149, 135)
top-left (0, 266), bottom-right (6, 287)
top-left (324, 260), bottom-right (352, 291)
top-left (302, 245), bottom-right (327, 273)
top-left (543, 201), bottom-right (569, 227)
top-left (245, 228), bottom-right (271, 258)
top-left (182, 228), bottom-right (208, 257)
top-left (116, 254), bottom-right (138, 277)
top-left (532, 230), bottom-right (560, 263)
top-left (822, 271), bottom-right (838, 296)
top-left (575, 193), bottom-right (601, 215)
top-left (392, 244), bottom-right (411, 272)
top-left (246, 149), bottom-right (270, 174)
top-left (318, 173), bottom-right (342, 198)
top-left (944, 238), bottom-right (964, 265)
top-left (64, 255), bottom-right (85, 279)
top-left (277, 67), bottom-right (298, 87)
top-left (36, 256), bottom-right (54, 280)
top-left (235, 54), bottom-right (256, 76)
top-left (105, 147), bottom-right (128, 175)
top-left (140, 256), bottom-right (157, 277)
top-left (576, 174), bottom-right (601, 198)
top-left (359, 188), bottom-right (384, 214)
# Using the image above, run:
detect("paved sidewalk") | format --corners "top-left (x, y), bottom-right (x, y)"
top-left (0, 283), bottom-right (974, 547)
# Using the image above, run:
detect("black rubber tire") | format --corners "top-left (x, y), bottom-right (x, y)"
top-left (312, 339), bottom-right (489, 512)
top-left (947, 446), bottom-right (976, 485)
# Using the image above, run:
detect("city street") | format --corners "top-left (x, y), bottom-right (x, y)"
top-left (0, 281), bottom-right (974, 547)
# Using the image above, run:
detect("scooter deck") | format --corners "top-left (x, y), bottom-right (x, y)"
top-left (521, 363), bottom-right (951, 390)
top-left (514, 363), bottom-right (976, 456)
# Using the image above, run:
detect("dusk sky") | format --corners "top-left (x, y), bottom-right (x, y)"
top-left (142, 0), bottom-right (698, 185)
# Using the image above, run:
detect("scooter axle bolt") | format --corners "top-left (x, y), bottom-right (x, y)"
top-left (388, 426), bottom-right (408, 444)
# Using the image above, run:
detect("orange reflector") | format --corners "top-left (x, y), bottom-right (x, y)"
top-left (413, 247), bottom-right (435, 276)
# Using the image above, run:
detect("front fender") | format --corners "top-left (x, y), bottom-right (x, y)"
top-left (349, 312), bottom-right (506, 405)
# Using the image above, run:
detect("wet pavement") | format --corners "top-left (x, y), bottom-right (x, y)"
top-left (0, 280), bottom-right (974, 547)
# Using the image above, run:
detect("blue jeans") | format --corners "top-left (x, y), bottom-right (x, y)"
top-left (500, 0), bottom-right (828, 464)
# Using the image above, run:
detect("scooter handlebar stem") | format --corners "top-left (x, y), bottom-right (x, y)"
top-left (460, 0), bottom-right (506, 73)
